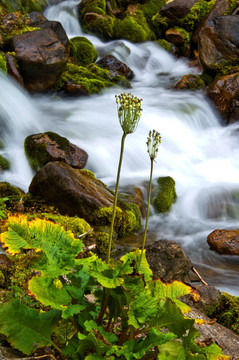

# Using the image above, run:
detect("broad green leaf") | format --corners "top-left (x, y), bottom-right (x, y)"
top-left (0, 228), bottom-right (28, 254)
top-left (84, 320), bottom-right (118, 344)
top-left (120, 249), bottom-right (153, 283)
top-left (128, 291), bottom-right (158, 328)
top-left (108, 287), bottom-right (127, 318)
top-left (62, 303), bottom-right (87, 319)
top-left (28, 275), bottom-right (72, 310)
top-left (77, 331), bottom-right (110, 356)
top-left (157, 341), bottom-right (185, 359)
top-left (0, 299), bottom-right (60, 355)
top-left (85, 355), bottom-right (107, 360)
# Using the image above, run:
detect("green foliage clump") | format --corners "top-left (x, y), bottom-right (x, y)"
top-left (156, 38), bottom-right (175, 52)
top-left (58, 62), bottom-right (114, 95)
top-left (153, 176), bottom-right (177, 213)
top-left (94, 229), bottom-right (114, 254)
top-left (0, 270), bottom-right (5, 287)
top-left (0, 53), bottom-right (7, 73)
top-left (82, 13), bottom-right (115, 40)
top-left (118, 200), bottom-right (141, 231)
top-left (0, 155), bottom-right (10, 170)
top-left (225, 0), bottom-right (238, 14)
top-left (206, 292), bottom-right (239, 335)
top-left (79, 0), bottom-right (107, 19)
top-left (0, 0), bottom-right (47, 14)
top-left (0, 182), bottom-right (21, 210)
top-left (141, 0), bottom-right (166, 25)
top-left (152, 13), bottom-right (168, 38)
top-left (70, 37), bottom-right (98, 67)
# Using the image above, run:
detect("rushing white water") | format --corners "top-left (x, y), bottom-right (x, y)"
top-left (1, 0), bottom-right (239, 295)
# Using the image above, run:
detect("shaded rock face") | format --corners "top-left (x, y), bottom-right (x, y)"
top-left (174, 74), bottom-right (205, 90)
top-left (24, 132), bottom-right (88, 170)
top-left (145, 240), bottom-right (192, 281)
top-left (207, 229), bottom-right (239, 256)
top-left (160, 0), bottom-right (198, 23)
top-left (207, 72), bottom-right (239, 123)
top-left (4, 53), bottom-right (24, 86)
top-left (198, 15), bottom-right (239, 70)
top-left (96, 54), bottom-right (133, 79)
top-left (181, 284), bottom-right (220, 313)
top-left (29, 161), bottom-right (114, 220)
top-left (10, 27), bottom-right (68, 92)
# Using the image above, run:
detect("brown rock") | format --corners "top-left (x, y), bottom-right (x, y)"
top-left (0, 254), bottom-right (12, 271)
top-left (198, 15), bottom-right (239, 71)
top-left (165, 28), bottom-right (185, 45)
top-left (10, 28), bottom-right (68, 93)
top-left (160, 0), bottom-right (198, 23)
top-left (4, 53), bottom-right (24, 86)
top-left (63, 81), bottom-right (89, 96)
top-left (174, 74), bottom-right (205, 90)
top-left (96, 54), bottom-right (133, 80)
top-left (29, 162), bottom-right (114, 220)
top-left (145, 240), bottom-right (192, 281)
top-left (207, 229), bottom-right (239, 256)
top-left (24, 132), bottom-right (88, 170)
top-left (207, 72), bottom-right (239, 123)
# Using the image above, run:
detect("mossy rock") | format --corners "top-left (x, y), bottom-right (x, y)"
top-left (153, 176), bottom-right (177, 213)
top-left (0, 0), bottom-right (47, 14)
top-left (57, 62), bottom-right (114, 95)
top-left (82, 13), bottom-right (114, 40)
top-left (174, 74), bottom-right (205, 91)
top-left (79, 0), bottom-right (107, 20)
top-left (141, 0), bottom-right (166, 26)
top-left (0, 182), bottom-right (22, 209)
top-left (94, 226), bottom-right (116, 255)
top-left (22, 193), bottom-right (57, 214)
top-left (206, 292), bottom-right (239, 335)
top-left (152, 13), bottom-right (168, 38)
top-left (156, 39), bottom-right (177, 54)
top-left (0, 52), bottom-right (7, 73)
top-left (69, 36), bottom-right (98, 66)
top-left (0, 155), bottom-right (10, 171)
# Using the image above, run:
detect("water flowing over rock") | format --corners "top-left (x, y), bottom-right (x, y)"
top-left (145, 240), bottom-right (192, 281)
top-left (29, 162), bottom-right (114, 220)
top-left (207, 72), bottom-right (239, 123)
top-left (207, 229), bottom-right (239, 256)
top-left (10, 27), bottom-right (68, 92)
top-left (198, 15), bottom-right (239, 71)
top-left (96, 54), bottom-right (133, 79)
top-left (24, 132), bottom-right (88, 170)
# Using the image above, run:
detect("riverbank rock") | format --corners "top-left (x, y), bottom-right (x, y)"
top-left (174, 74), bottom-right (205, 90)
top-left (29, 162), bottom-right (114, 221)
top-left (96, 55), bottom-right (133, 80)
top-left (24, 132), bottom-right (88, 170)
top-left (207, 229), bottom-right (239, 256)
top-left (10, 27), bottom-right (68, 92)
top-left (159, 0), bottom-right (198, 24)
top-left (207, 72), bottom-right (239, 124)
top-left (198, 15), bottom-right (239, 71)
top-left (153, 176), bottom-right (177, 213)
top-left (182, 284), bottom-right (220, 313)
top-left (145, 240), bottom-right (192, 281)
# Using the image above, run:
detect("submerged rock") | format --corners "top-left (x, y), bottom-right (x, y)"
top-left (24, 132), bottom-right (88, 170)
top-left (207, 229), bottom-right (239, 256)
top-left (29, 162), bottom-right (114, 221)
top-left (96, 54), bottom-right (133, 80)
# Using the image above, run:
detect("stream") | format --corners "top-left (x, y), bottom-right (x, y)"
top-left (1, 0), bottom-right (239, 295)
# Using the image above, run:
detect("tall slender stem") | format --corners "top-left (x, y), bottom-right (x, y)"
top-left (107, 132), bottom-right (127, 263)
top-left (138, 157), bottom-right (154, 271)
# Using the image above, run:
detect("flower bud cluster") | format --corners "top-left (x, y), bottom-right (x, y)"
top-left (147, 129), bottom-right (161, 160)
top-left (115, 93), bottom-right (143, 134)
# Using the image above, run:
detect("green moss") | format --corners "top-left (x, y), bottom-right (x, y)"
top-left (152, 13), bottom-right (168, 38)
top-left (211, 60), bottom-right (239, 78)
top-left (206, 292), bottom-right (239, 335)
top-left (141, 0), bottom-right (166, 24)
top-left (0, 182), bottom-right (21, 209)
top-left (82, 13), bottom-right (115, 40)
top-left (225, 0), bottom-right (238, 14)
top-left (80, 169), bottom-right (96, 180)
top-left (153, 176), bottom-right (177, 213)
top-left (0, 155), bottom-right (10, 170)
top-left (118, 201), bottom-right (141, 231)
top-left (46, 132), bottom-right (70, 152)
top-left (79, 0), bottom-right (107, 19)
top-left (0, 270), bottom-right (5, 288)
top-left (110, 74), bottom-right (131, 89)
top-left (156, 39), bottom-right (174, 52)
top-left (70, 37), bottom-right (98, 66)
top-left (94, 229), bottom-right (116, 255)
top-left (22, 193), bottom-right (57, 214)
top-left (0, 0), bottom-right (47, 14)
top-left (177, 74), bottom-right (205, 90)
top-left (58, 63), bottom-right (114, 95)
top-left (0, 52), bottom-right (7, 73)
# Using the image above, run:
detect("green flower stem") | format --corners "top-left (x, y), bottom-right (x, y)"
top-left (107, 132), bottom-right (127, 264)
top-left (138, 157), bottom-right (154, 271)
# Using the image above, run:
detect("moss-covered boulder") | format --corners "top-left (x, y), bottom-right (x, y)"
top-left (0, 182), bottom-right (22, 210)
top-left (174, 74), bottom-right (205, 90)
top-left (0, 0), bottom-right (47, 15)
top-left (0, 52), bottom-right (7, 72)
top-left (0, 155), bottom-right (10, 171)
top-left (24, 132), bottom-right (88, 171)
top-left (82, 12), bottom-right (115, 40)
top-left (153, 176), bottom-right (177, 213)
top-left (69, 36), bottom-right (98, 66)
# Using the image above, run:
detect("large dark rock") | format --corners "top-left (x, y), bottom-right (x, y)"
top-left (96, 54), bottom-right (133, 80)
top-left (207, 72), bottom-right (239, 123)
top-left (181, 284), bottom-right (220, 313)
top-left (145, 240), bottom-right (192, 281)
top-left (10, 27), bottom-right (68, 92)
top-left (24, 132), bottom-right (88, 170)
top-left (207, 229), bottom-right (239, 256)
top-left (198, 15), bottom-right (239, 71)
top-left (4, 53), bottom-right (23, 86)
top-left (160, 0), bottom-right (198, 23)
top-left (29, 162), bottom-right (114, 220)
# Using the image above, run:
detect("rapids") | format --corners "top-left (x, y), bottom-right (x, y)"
top-left (0, 0), bottom-right (239, 295)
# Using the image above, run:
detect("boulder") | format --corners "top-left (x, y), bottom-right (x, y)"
top-left (165, 28), bottom-right (186, 45)
top-left (24, 132), bottom-right (88, 170)
top-left (4, 53), bottom-right (24, 86)
top-left (69, 36), bottom-right (98, 66)
top-left (145, 240), bottom-right (192, 281)
top-left (153, 176), bottom-right (177, 213)
top-left (159, 0), bottom-right (198, 23)
top-left (96, 54), bottom-right (133, 79)
top-left (207, 229), bottom-right (239, 256)
top-left (29, 162), bottom-right (114, 220)
top-left (174, 74), bottom-right (205, 90)
top-left (198, 15), bottom-right (239, 71)
top-left (10, 27), bottom-right (68, 92)
top-left (207, 72), bottom-right (239, 123)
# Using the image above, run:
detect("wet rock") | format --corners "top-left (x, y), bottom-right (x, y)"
top-left (181, 284), bottom-right (220, 313)
top-left (24, 132), bottom-right (88, 170)
top-left (10, 27), bottom-right (68, 92)
top-left (63, 81), bottom-right (89, 96)
top-left (96, 54), bottom-right (133, 79)
top-left (198, 15), bottom-right (239, 71)
top-left (26, 11), bottom-right (47, 25)
top-left (4, 53), bottom-right (24, 86)
top-left (207, 72), bottom-right (239, 123)
top-left (145, 240), bottom-right (192, 281)
top-left (160, 0), bottom-right (198, 23)
top-left (207, 229), bottom-right (239, 256)
top-left (29, 162), bottom-right (114, 221)
top-left (174, 74), bottom-right (205, 90)
top-left (165, 28), bottom-right (185, 45)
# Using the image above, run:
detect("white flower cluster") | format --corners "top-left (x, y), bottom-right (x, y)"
top-left (115, 93), bottom-right (143, 134)
top-left (147, 129), bottom-right (161, 160)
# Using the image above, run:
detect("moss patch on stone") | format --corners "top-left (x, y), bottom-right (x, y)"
top-left (79, 0), bottom-right (107, 19)
top-left (0, 0), bottom-right (47, 14)
top-left (152, 13), bottom-right (168, 38)
top-left (70, 36), bottom-right (98, 66)
top-left (0, 182), bottom-right (22, 210)
top-left (82, 13), bottom-right (115, 40)
top-left (153, 176), bottom-right (177, 213)
top-left (0, 155), bottom-right (10, 170)
top-left (0, 53), bottom-right (7, 73)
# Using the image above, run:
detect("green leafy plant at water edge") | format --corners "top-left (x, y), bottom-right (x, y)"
top-left (0, 215), bottom-right (229, 359)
